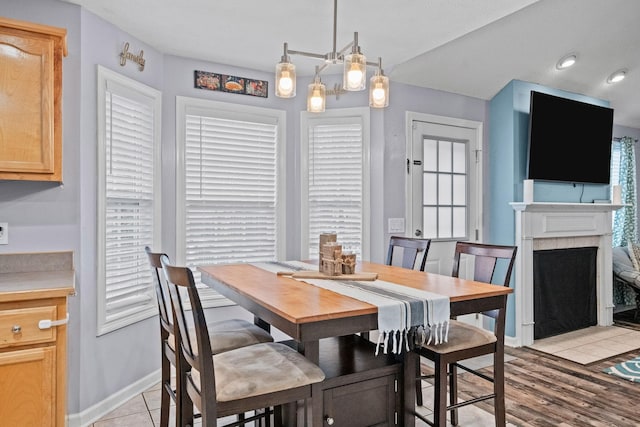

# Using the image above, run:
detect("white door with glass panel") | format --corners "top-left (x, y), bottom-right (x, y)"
top-left (408, 117), bottom-right (482, 280)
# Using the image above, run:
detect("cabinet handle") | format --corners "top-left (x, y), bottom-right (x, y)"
top-left (11, 325), bottom-right (21, 334)
top-left (38, 312), bottom-right (70, 330)
top-left (325, 416), bottom-right (335, 425)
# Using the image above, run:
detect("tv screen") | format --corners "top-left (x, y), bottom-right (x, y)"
top-left (527, 91), bottom-right (614, 184)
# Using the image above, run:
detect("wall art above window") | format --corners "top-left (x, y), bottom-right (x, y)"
top-left (194, 70), bottom-right (268, 98)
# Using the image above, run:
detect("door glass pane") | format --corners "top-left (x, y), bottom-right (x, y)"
top-left (453, 207), bottom-right (466, 237)
top-left (452, 141), bottom-right (466, 173)
top-left (438, 207), bottom-right (451, 238)
top-left (438, 140), bottom-right (452, 173)
top-left (438, 174), bottom-right (451, 205)
top-left (423, 172), bottom-right (437, 205)
top-left (423, 138), bottom-right (437, 171)
top-left (423, 207), bottom-right (437, 238)
top-left (453, 175), bottom-right (466, 205)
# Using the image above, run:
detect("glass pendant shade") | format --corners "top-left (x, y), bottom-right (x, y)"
top-left (307, 79), bottom-right (326, 113)
top-left (369, 72), bottom-right (389, 108)
top-left (343, 52), bottom-right (366, 91)
top-left (275, 61), bottom-right (296, 98)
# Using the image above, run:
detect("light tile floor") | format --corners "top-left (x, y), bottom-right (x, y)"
top-left (91, 354), bottom-right (512, 426)
top-left (527, 325), bottom-right (640, 364)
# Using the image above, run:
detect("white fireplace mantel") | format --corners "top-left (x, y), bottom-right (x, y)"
top-left (509, 202), bottom-right (623, 347)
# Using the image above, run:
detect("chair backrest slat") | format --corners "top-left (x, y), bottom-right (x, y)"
top-left (386, 236), bottom-right (431, 271)
top-left (452, 242), bottom-right (517, 321)
top-left (145, 247), bottom-right (173, 336)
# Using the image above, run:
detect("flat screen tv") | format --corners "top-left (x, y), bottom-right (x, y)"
top-left (527, 91), bottom-right (614, 184)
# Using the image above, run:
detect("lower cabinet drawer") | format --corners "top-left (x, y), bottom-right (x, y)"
top-left (323, 374), bottom-right (398, 427)
top-left (0, 306), bottom-right (57, 348)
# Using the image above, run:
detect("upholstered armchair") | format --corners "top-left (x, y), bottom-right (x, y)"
top-left (612, 246), bottom-right (640, 319)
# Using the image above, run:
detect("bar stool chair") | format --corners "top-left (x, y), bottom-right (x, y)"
top-left (386, 236), bottom-right (431, 271)
top-left (145, 247), bottom-right (274, 427)
top-left (160, 255), bottom-right (326, 427)
top-left (414, 242), bottom-right (517, 426)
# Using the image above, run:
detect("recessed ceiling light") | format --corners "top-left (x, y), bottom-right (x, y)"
top-left (607, 69), bottom-right (627, 84)
top-left (556, 53), bottom-right (577, 70)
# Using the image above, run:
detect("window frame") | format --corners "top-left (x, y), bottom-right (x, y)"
top-left (96, 65), bottom-right (162, 335)
top-left (300, 107), bottom-right (371, 260)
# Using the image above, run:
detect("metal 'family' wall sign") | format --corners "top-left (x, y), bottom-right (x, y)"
top-left (120, 42), bottom-right (145, 71)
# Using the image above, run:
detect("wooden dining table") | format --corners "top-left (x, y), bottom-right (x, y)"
top-left (198, 261), bottom-right (513, 426)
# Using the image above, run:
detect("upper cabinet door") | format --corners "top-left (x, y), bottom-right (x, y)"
top-left (0, 17), bottom-right (66, 182)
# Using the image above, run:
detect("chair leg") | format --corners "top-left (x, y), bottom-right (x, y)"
top-left (449, 363), bottom-right (458, 426)
top-left (415, 354), bottom-right (423, 406)
top-left (494, 351), bottom-right (506, 427)
top-left (273, 405), bottom-right (283, 427)
top-left (160, 355), bottom-right (171, 427)
top-left (434, 358), bottom-right (448, 427)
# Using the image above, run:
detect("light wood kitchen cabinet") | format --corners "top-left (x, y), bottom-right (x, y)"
top-left (0, 17), bottom-right (67, 181)
top-left (0, 252), bottom-right (74, 427)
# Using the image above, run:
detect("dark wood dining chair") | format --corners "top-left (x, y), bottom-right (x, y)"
top-left (414, 241), bottom-right (517, 426)
top-left (386, 236), bottom-right (431, 271)
top-left (160, 255), bottom-right (325, 427)
top-left (144, 247), bottom-right (274, 427)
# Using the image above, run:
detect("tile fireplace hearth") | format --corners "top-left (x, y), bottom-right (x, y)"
top-left (510, 202), bottom-right (623, 347)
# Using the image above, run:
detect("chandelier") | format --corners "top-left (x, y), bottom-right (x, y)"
top-left (274, 0), bottom-right (389, 113)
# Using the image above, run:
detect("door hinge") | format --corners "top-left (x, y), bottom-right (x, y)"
top-left (475, 229), bottom-right (479, 240)
top-left (394, 411), bottom-right (398, 425)
top-left (406, 158), bottom-right (410, 174)
top-left (475, 149), bottom-right (481, 163)
top-left (394, 379), bottom-right (398, 393)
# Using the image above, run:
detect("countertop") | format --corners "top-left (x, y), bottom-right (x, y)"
top-left (0, 251), bottom-right (75, 302)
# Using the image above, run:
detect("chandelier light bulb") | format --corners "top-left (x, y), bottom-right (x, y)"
top-left (307, 76), bottom-right (326, 113)
top-left (369, 70), bottom-right (389, 108)
top-left (278, 72), bottom-right (293, 95)
top-left (372, 86), bottom-right (385, 102)
top-left (343, 52), bottom-right (366, 91)
top-left (275, 58), bottom-right (296, 98)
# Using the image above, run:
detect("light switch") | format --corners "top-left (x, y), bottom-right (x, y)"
top-left (388, 218), bottom-right (405, 233)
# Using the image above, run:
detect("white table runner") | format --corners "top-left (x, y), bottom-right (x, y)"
top-left (254, 261), bottom-right (450, 354)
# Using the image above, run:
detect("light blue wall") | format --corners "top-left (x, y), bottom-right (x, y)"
top-left (489, 79), bottom-right (614, 337)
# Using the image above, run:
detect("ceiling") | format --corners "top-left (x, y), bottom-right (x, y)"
top-left (63, 0), bottom-right (640, 128)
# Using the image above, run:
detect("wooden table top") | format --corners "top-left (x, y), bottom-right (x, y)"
top-left (198, 261), bottom-right (512, 325)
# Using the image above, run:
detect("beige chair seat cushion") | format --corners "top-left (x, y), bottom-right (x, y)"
top-left (168, 318), bottom-right (273, 355)
top-left (192, 342), bottom-right (325, 402)
top-left (420, 320), bottom-right (496, 354)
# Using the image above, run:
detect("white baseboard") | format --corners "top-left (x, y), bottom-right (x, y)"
top-left (66, 368), bottom-right (160, 427)
top-left (505, 335), bottom-right (520, 348)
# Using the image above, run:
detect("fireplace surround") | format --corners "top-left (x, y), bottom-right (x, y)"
top-left (510, 202), bottom-right (623, 347)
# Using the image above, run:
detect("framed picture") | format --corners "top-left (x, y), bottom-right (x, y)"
top-left (245, 79), bottom-right (268, 98)
top-left (222, 75), bottom-right (245, 94)
top-left (194, 70), bottom-right (221, 91)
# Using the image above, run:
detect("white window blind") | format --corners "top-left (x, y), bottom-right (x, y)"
top-left (177, 98), bottom-right (285, 306)
top-left (302, 109), bottom-right (370, 260)
top-left (97, 66), bottom-right (162, 335)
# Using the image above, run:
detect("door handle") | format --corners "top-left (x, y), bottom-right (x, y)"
top-left (415, 229), bottom-right (422, 237)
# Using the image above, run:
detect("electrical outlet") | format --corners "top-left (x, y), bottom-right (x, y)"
top-left (0, 223), bottom-right (8, 245)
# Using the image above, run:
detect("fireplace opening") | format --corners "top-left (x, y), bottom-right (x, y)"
top-left (533, 246), bottom-right (598, 339)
